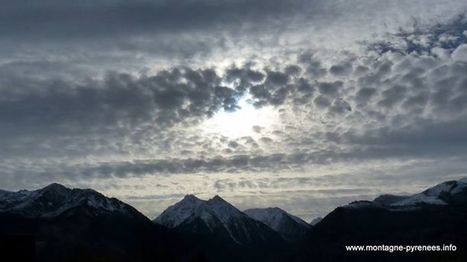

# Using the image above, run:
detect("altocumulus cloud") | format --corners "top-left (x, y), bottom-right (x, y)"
top-left (1, 0), bottom-right (467, 220)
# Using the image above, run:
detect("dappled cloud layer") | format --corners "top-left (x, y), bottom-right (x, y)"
top-left (1, 0), bottom-right (467, 220)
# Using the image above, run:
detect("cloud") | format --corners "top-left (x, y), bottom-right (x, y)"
top-left (1, 1), bottom-right (467, 220)
top-left (0, 68), bottom-right (240, 136)
top-left (367, 14), bottom-right (467, 56)
top-left (0, 0), bottom-right (307, 39)
top-left (3, 16), bottom-right (466, 163)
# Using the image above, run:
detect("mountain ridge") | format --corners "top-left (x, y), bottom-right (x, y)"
top-left (244, 207), bottom-right (310, 241)
top-left (154, 194), bottom-right (285, 246)
top-left (0, 183), bottom-right (141, 220)
top-left (1, 178), bottom-right (467, 261)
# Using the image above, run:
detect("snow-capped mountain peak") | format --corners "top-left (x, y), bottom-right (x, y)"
top-left (0, 183), bottom-right (132, 218)
top-left (365, 179), bottom-right (467, 209)
top-left (341, 178), bottom-right (467, 212)
top-left (244, 207), bottom-right (310, 241)
top-left (389, 179), bottom-right (467, 207)
top-left (154, 195), bottom-right (284, 245)
top-left (154, 194), bottom-right (243, 228)
top-left (153, 194), bottom-right (205, 228)
top-left (244, 207), bottom-right (291, 229)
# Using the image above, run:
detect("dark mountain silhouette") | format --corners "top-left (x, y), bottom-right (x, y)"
top-left (0, 184), bottom-right (205, 262)
top-left (300, 178), bottom-right (467, 261)
top-left (1, 178), bottom-right (467, 261)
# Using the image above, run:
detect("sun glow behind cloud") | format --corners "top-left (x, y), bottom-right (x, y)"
top-left (201, 94), bottom-right (279, 139)
top-left (1, 0), bottom-right (467, 222)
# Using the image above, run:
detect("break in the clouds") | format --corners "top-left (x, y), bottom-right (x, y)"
top-left (1, 0), bottom-right (467, 221)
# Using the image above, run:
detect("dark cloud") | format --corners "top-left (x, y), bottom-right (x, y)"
top-left (329, 63), bottom-right (352, 76)
top-left (0, 0), bottom-right (306, 40)
top-left (313, 95), bottom-right (331, 108)
top-left (367, 14), bottom-right (467, 55)
top-left (0, 68), bottom-right (242, 137)
top-left (329, 98), bottom-right (352, 114)
top-left (318, 81), bottom-right (343, 97)
top-left (346, 119), bottom-right (467, 150)
top-left (355, 87), bottom-right (378, 105)
top-left (298, 53), bottom-right (328, 79)
top-left (377, 85), bottom-right (407, 108)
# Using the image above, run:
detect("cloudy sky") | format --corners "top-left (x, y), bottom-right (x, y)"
top-left (1, 0), bottom-right (467, 221)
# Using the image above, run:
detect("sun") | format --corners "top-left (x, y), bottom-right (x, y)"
top-left (202, 95), bottom-right (278, 138)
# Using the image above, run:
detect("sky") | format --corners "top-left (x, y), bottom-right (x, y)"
top-left (1, 0), bottom-right (467, 222)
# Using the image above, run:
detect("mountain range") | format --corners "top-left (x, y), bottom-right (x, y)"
top-left (1, 178), bottom-right (467, 261)
top-left (154, 194), bottom-right (311, 243)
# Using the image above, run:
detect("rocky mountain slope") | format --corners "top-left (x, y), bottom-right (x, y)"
top-left (244, 207), bottom-right (310, 241)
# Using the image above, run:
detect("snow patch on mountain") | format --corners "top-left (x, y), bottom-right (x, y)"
top-left (345, 200), bottom-right (382, 209)
top-left (391, 194), bottom-right (447, 206)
